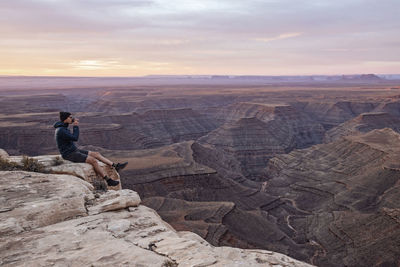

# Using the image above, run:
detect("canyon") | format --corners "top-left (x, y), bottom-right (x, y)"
top-left (0, 151), bottom-right (311, 266)
top-left (1, 76), bottom-right (400, 266)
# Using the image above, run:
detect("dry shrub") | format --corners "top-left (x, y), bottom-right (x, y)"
top-left (162, 260), bottom-right (178, 267)
top-left (0, 157), bottom-right (20, 171)
top-left (21, 156), bottom-right (46, 173)
top-left (53, 156), bottom-right (64, 166)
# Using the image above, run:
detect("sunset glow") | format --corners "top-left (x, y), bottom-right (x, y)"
top-left (0, 0), bottom-right (399, 76)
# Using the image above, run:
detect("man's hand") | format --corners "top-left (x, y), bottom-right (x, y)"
top-left (72, 118), bottom-right (79, 126)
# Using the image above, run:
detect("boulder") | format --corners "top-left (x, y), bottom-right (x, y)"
top-left (88, 189), bottom-right (141, 215)
top-left (0, 149), bottom-right (9, 159)
top-left (6, 154), bottom-right (121, 190)
top-left (0, 171), bottom-right (93, 235)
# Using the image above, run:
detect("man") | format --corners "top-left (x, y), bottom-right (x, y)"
top-left (54, 111), bottom-right (127, 187)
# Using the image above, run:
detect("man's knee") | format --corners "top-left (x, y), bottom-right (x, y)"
top-left (89, 151), bottom-right (100, 158)
top-left (86, 156), bottom-right (96, 164)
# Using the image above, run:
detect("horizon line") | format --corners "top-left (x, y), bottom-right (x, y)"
top-left (1, 73), bottom-right (399, 79)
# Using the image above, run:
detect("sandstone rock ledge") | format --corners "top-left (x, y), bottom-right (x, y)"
top-left (1, 149), bottom-right (121, 191)
top-left (0, 161), bottom-right (313, 266)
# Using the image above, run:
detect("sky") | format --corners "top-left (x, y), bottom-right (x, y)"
top-left (0, 0), bottom-right (399, 76)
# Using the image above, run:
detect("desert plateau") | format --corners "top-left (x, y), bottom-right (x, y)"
top-left (1, 75), bottom-right (400, 266)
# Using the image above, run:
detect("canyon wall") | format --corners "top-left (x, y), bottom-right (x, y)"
top-left (0, 149), bottom-right (312, 267)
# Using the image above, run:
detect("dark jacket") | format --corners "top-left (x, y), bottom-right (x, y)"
top-left (54, 121), bottom-right (79, 158)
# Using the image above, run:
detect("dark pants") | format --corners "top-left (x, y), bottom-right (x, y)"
top-left (63, 149), bottom-right (89, 163)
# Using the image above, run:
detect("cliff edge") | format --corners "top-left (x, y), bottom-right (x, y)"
top-left (0, 149), bottom-right (313, 267)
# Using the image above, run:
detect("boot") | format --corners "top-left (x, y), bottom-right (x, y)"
top-left (104, 175), bottom-right (119, 187)
top-left (112, 162), bottom-right (128, 172)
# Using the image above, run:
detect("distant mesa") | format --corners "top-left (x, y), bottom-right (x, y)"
top-left (324, 112), bottom-right (400, 142)
top-left (341, 73), bottom-right (383, 81)
top-left (214, 102), bottom-right (303, 123)
top-left (291, 101), bottom-right (379, 129)
top-left (199, 117), bottom-right (294, 152)
top-left (199, 102), bottom-right (325, 180)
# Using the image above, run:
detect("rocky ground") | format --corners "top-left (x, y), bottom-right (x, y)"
top-left (0, 150), bottom-right (313, 267)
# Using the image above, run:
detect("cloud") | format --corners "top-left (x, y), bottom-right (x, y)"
top-left (70, 60), bottom-right (123, 70)
top-left (255, 32), bottom-right (303, 43)
top-left (0, 0), bottom-right (399, 75)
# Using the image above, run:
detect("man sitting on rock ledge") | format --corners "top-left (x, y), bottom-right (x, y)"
top-left (54, 112), bottom-right (127, 187)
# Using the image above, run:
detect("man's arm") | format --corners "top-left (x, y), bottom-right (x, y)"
top-left (59, 126), bottom-right (79, 141)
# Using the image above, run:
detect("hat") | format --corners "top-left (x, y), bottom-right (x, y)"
top-left (59, 112), bottom-right (71, 122)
